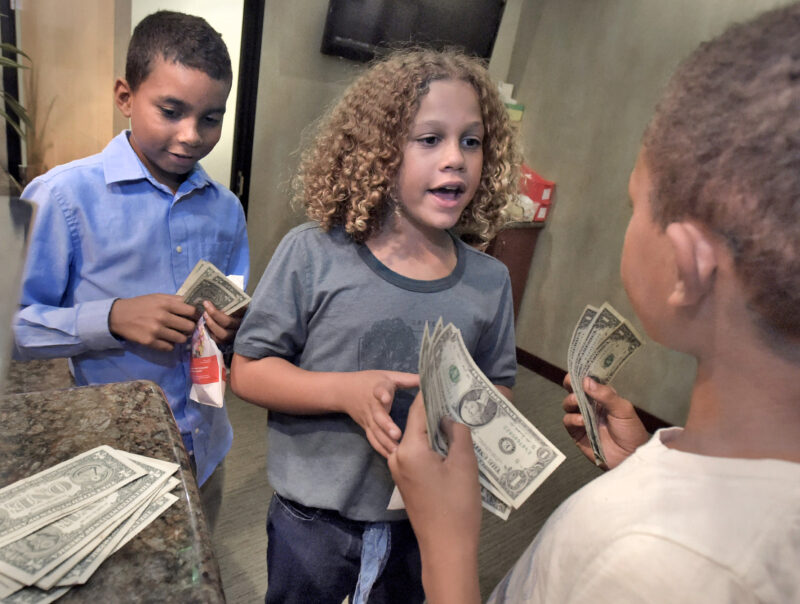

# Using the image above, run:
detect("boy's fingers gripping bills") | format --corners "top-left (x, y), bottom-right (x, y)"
top-left (418, 320), bottom-right (565, 520)
top-left (567, 303), bottom-right (643, 465)
top-left (176, 259), bottom-right (250, 317)
top-left (178, 260), bottom-right (249, 408)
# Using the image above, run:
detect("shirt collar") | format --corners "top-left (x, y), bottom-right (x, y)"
top-left (102, 130), bottom-right (215, 194)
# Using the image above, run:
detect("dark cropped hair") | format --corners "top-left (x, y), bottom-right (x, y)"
top-left (642, 2), bottom-right (800, 339)
top-left (125, 10), bottom-right (232, 91)
top-left (295, 48), bottom-right (521, 244)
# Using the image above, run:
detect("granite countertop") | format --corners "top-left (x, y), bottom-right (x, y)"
top-left (3, 358), bottom-right (75, 394)
top-left (0, 361), bottom-right (224, 603)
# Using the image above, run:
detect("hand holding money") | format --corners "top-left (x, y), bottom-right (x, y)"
top-left (108, 293), bottom-right (197, 352)
top-left (177, 259), bottom-right (250, 317)
top-left (388, 394), bottom-right (482, 604)
top-left (562, 374), bottom-right (649, 470)
top-left (418, 320), bottom-right (565, 520)
top-left (201, 300), bottom-right (244, 345)
top-left (389, 394), bottom-right (482, 550)
top-left (566, 303), bottom-right (644, 466)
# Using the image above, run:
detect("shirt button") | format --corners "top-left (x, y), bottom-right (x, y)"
top-left (176, 245), bottom-right (183, 253)
top-left (194, 428), bottom-right (200, 434)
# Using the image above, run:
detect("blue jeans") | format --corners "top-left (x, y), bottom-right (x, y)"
top-left (265, 493), bottom-right (424, 604)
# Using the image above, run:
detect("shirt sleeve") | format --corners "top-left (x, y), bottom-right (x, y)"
top-left (13, 178), bottom-right (122, 360)
top-left (563, 534), bottom-right (753, 604)
top-left (233, 229), bottom-right (309, 361)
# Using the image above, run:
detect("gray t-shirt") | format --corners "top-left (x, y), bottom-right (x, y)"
top-left (235, 222), bottom-right (517, 521)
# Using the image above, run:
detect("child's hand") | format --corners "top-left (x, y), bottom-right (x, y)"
top-left (202, 301), bottom-right (245, 345)
top-left (109, 294), bottom-right (198, 352)
top-left (562, 374), bottom-right (650, 470)
top-left (345, 370), bottom-right (420, 458)
top-left (388, 393), bottom-right (481, 604)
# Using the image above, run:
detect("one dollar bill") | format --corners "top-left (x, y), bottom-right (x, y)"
top-left (567, 302), bottom-right (643, 465)
top-left (177, 259), bottom-right (250, 316)
top-left (0, 447), bottom-right (145, 549)
top-left (420, 320), bottom-right (565, 515)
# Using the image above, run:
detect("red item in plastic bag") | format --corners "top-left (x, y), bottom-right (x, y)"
top-left (189, 316), bottom-right (226, 407)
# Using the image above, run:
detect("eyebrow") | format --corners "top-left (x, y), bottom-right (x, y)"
top-left (157, 96), bottom-right (226, 114)
top-left (413, 120), bottom-right (484, 132)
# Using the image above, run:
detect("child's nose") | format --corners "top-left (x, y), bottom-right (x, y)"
top-left (441, 140), bottom-right (465, 170)
top-left (177, 120), bottom-right (202, 147)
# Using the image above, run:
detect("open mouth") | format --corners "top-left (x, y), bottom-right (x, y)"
top-left (429, 184), bottom-right (465, 200)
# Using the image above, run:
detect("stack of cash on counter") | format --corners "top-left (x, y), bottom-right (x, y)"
top-left (419, 320), bottom-right (565, 520)
top-left (0, 446), bottom-right (179, 603)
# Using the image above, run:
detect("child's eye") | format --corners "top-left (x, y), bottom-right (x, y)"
top-left (160, 107), bottom-right (178, 119)
top-left (417, 135), bottom-right (439, 146)
top-left (462, 136), bottom-right (482, 149)
top-left (204, 115), bottom-right (222, 126)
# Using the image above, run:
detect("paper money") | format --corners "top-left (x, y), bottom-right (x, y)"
top-left (34, 453), bottom-right (178, 590)
top-left (419, 320), bottom-right (565, 517)
top-left (479, 478), bottom-right (511, 521)
top-left (0, 449), bottom-right (179, 599)
top-left (0, 572), bottom-right (23, 599)
top-left (177, 259), bottom-right (250, 316)
top-left (567, 303), bottom-right (643, 465)
top-left (1, 584), bottom-right (70, 604)
top-left (0, 446), bottom-right (145, 548)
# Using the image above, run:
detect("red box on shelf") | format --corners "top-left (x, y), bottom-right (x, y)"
top-left (520, 164), bottom-right (555, 223)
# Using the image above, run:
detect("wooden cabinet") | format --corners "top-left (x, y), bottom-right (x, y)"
top-left (485, 222), bottom-right (543, 319)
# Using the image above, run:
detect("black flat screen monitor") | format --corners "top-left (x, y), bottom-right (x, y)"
top-left (320, 0), bottom-right (506, 62)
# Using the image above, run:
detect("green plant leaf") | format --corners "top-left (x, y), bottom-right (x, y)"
top-left (2, 92), bottom-right (31, 130)
top-left (0, 56), bottom-right (28, 70)
top-left (0, 43), bottom-right (31, 61)
top-left (0, 107), bottom-right (25, 139)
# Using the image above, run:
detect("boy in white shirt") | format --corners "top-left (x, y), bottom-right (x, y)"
top-left (388, 3), bottom-right (800, 602)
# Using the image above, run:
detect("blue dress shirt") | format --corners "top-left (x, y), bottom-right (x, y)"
top-left (13, 131), bottom-right (249, 486)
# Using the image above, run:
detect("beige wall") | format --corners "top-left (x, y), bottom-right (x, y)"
top-left (507, 0), bottom-right (792, 424)
top-left (17, 0), bottom-right (119, 177)
top-left (246, 0), bottom-right (362, 282)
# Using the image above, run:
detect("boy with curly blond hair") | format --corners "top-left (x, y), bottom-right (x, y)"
top-left (232, 48), bottom-right (521, 603)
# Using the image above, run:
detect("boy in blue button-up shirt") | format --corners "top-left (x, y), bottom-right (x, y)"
top-left (13, 11), bottom-right (249, 529)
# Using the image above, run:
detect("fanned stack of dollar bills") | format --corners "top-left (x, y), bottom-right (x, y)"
top-left (177, 259), bottom-right (250, 316)
top-left (568, 302), bottom-right (643, 466)
top-left (0, 446), bottom-right (180, 603)
top-left (419, 320), bottom-right (565, 520)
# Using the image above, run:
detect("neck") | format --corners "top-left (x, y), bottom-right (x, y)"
top-left (670, 337), bottom-right (800, 462)
top-left (366, 215), bottom-right (457, 280)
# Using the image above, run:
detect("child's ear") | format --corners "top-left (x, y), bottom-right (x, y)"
top-left (665, 222), bottom-right (717, 307)
top-left (114, 78), bottom-right (133, 118)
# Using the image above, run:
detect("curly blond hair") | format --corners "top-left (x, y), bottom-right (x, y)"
top-left (294, 48), bottom-right (521, 244)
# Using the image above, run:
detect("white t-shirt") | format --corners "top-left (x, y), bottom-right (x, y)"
top-left (488, 428), bottom-right (800, 603)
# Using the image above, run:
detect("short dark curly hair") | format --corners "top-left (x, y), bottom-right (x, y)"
top-left (642, 2), bottom-right (800, 339)
top-left (125, 10), bottom-right (232, 91)
top-left (295, 48), bottom-right (521, 244)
